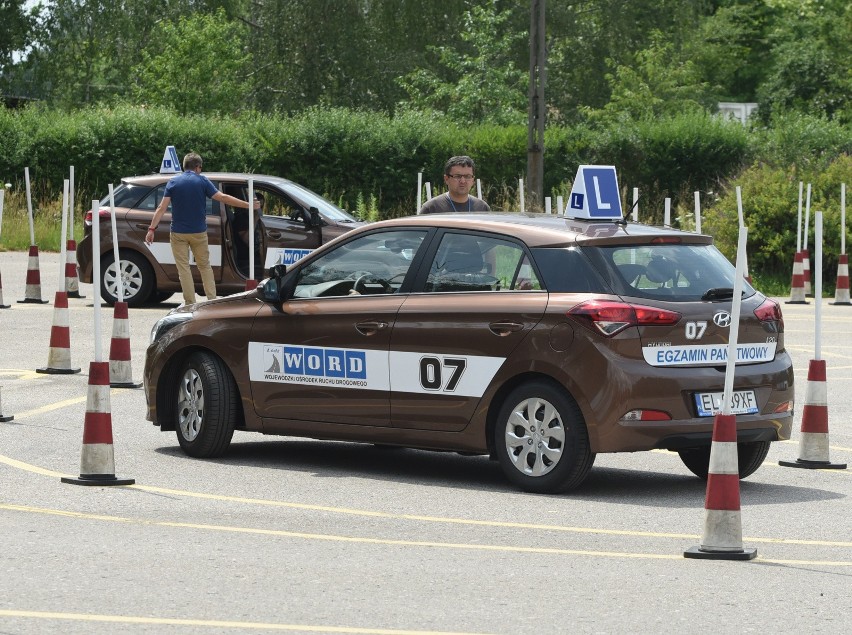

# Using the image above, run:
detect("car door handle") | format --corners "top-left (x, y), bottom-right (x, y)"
top-left (136, 223), bottom-right (153, 231)
top-left (266, 231), bottom-right (283, 240)
top-left (489, 321), bottom-right (524, 336)
top-left (355, 321), bottom-right (388, 336)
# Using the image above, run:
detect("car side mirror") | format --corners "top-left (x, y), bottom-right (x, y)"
top-left (260, 264), bottom-right (287, 303)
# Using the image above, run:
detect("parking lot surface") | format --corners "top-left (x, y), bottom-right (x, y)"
top-left (1, 249), bottom-right (850, 634)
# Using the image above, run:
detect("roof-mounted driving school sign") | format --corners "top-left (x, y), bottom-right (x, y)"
top-left (567, 165), bottom-right (623, 220)
top-left (159, 146), bottom-right (181, 174)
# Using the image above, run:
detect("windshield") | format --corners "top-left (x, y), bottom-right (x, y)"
top-left (282, 182), bottom-right (358, 223)
top-left (593, 243), bottom-right (756, 302)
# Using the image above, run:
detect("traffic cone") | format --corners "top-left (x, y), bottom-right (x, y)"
top-left (0, 386), bottom-right (13, 422)
top-left (65, 239), bottom-right (84, 298)
top-left (0, 268), bottom-right (10, 308)
top-left (779, 359), bottom-right (847, 470)
top-left (109, 301), bottom-right (141, 388)
top-left (17, 245), bottom-right (49, 304)
top-left (830, 254), bottom-right (851, 305)
top-left (61, 361), bottom-right (135, 486)
top-left (802, 249), bottom-right (812, 296)
top-left (36, 291), bottom-right (81, 374)
top-left (785, 251), bottom-right (808, 304)
top-left (684, 413), bottom-right (757, 560)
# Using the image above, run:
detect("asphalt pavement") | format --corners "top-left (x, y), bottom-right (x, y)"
top-left (0, 249), bottom-right (850, 635)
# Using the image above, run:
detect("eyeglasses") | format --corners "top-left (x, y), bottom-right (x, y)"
top-left (447, 174), bottom-right (475, 181)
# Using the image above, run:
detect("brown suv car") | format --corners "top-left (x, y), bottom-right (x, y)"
top-left (144, 213), bottom-right (794, 493)
top-left (77, 173), bottom-right (362, 305)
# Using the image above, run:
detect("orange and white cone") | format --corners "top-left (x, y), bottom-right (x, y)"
top-left (802, 249), bottom-right (812, 296)
top-left (109, 301), bottom-right (141, 388)
top-left (65, 239), bottom-right (84, 298)
top-left (36, 291), bottom-right (81, 375)
top-left (830, 254), bottom-right (851, 305)
top-left (0, 385), bottom-right (13, 422)
top-left (61, 361), bottom-right (135, 486)
top-left (0, 268), bottom-right (10, 308)
top-left (785, 251), bottom-right (808, 304)
top-left (17, 245), bottom-right (49, 304)
top-left (685, 413), bottom-right (757, 560)
top-left (779, 359), bottom-right (847, 470)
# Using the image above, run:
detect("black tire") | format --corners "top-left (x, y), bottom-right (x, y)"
top-left (175, 351), bottom-right (238, 458)
top-left (494, 380), bottom-right (595, 494)
top-left (678, 440), bottom-right (771, 480)
top-left (100, 250), bottom-right (155, 307)
top-left (153, 290), bottom-right (174, 304)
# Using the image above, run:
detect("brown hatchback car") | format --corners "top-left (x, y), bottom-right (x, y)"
top-left (144, 213), bottom-right (794, 493)
top-left (77, 173), bottom-right (362, 305)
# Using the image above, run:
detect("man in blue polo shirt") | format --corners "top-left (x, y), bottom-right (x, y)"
top-left (145, 152), bottom-right (257, 305)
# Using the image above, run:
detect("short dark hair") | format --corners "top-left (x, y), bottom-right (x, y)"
top-left (444, 155), bottom-right (475, 175)
top-left (183, 152), bottom-right (203, 170)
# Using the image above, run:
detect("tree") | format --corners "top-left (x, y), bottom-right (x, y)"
top-left (0, 0), bottom-right (36, 74)
top-left (132, 9), bottom-right (250, 116)
top-left (396, 3), bottom-right (527, 125)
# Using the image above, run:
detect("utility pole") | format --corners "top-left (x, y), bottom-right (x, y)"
top-left (526, 0), bottom-right (546, 211)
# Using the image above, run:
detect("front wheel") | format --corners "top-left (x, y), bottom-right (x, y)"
top-left (175, 351), bottom-right (238, 458)
top-left (494, 380), bottom-right (595, 494)
top-left (101, 250), bottom-right (155, 306)
top-left (678, 440), bottom-right (771, 480)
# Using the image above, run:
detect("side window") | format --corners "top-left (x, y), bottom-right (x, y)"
top-left (136, 184), bottom-right (167, 212)
top-left (425, 234), bottom-right (541, 292)
top-left (294, 230), bottom-right (427, 298)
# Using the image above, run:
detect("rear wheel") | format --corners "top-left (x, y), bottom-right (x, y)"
top-left (678, 440), bottom-right (771, 480)
top-left (101, 250), bottom-right (154, 307)
top-left (494, 380), bottom-right (595, 493)
top-left (175, 351), bottom-right (238, 458)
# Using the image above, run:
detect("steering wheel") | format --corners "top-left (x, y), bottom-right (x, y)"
top-left (353, 274), bottom-right (392, 295)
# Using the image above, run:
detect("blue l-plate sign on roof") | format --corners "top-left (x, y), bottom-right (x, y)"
top-left (567, 165), bottom-right (623, 220)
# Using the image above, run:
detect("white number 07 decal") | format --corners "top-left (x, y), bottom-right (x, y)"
top-left (685, 321), bottom-right (707, 340)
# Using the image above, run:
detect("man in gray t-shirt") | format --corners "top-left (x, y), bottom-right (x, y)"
top-left (419, 155), bottom-right (491, 214)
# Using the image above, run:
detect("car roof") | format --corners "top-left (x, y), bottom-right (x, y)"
top-left (121, 172), bottom-right (299, 188)
top-left (368, 212), bottom-right (713, 248)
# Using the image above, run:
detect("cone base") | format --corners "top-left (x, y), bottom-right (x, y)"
top-left (36, 367), bottom-right (81, 375)
top-left (828, 301), bottom-right (852, 306)
top-left (66, 291), bottom-right (85, 298)
top-left (61, 474), bottom-right (136, 486)
top-left (110, 380), bottom-right (143, 389)
top-left (779, 458), bottom-right (847, 470)
top-left (0, 415), bottom-right (14, 422)
top-left (17, 299), bottom-right (49, 304)
top-left (0, 304), bottom-right (10, 309)
top-left (784, 300), bottom-right (809, 305)
top-left (684, 546), bottom-right (757, 560)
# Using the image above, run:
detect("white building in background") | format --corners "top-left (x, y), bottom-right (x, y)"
top-left (717, 102), bottom-right (759, 124)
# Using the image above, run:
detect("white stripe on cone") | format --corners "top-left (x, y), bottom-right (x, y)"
top-left (834, 257), bottom-right (850, 304)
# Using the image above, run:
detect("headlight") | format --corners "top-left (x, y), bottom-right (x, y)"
top-left (150, 312), bottom-right (193, 344)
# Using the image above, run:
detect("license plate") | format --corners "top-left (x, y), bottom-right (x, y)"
top-left (695, 390), bottom-right (758, 417)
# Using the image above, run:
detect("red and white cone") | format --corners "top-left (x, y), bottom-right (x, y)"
top-left (61, 361), bottom-right (135, 486)
top-left (802, 249), bottom-right (812, 296)
top-left (0, 268), bottom-right (10, 308)
top-left (17, 245), bottom-right (49, 304)
top-left (785, 251), bottom-right (808, 304)
top-left (0, 385), bottom-right (13, 422)
top-left (830, 254), bottom-right (851, 305)
top-left (779, 359), bottom-right (847, 470)
top-left (109, 301), bottom-right (141, 388)
top-left (685, 413), bottom-right (757, 560)
top-left (36, 291), bottom-right (81, 375)
top-left (65, 239), bottom-right (84, 298)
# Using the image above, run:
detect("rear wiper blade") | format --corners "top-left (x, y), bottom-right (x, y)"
top-left (701, 287), bottom-right (735, 301)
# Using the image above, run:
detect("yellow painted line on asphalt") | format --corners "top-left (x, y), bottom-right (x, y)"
top-left (0, 368), bottom-right (50, 380)
top-left (1, 503), bottom-right (851, 567)
top-left (1, 454), bottom-right (851, 549)
top-left (0, 609), bottom-right (488, 634)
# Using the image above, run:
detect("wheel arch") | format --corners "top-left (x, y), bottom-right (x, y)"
top-left (155, 345), bottom-right (246, 432)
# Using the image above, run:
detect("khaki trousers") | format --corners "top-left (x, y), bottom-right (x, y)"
top-left (170, 231), bottom-right (217, 305)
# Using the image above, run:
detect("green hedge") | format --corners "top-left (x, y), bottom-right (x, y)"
top-left (0, 105), bottom-right (847, 230)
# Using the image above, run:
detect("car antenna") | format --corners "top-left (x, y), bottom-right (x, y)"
top-left (617, 193), bottom-right (641, 226)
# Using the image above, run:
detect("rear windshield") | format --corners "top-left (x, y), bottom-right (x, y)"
top-left (589, 243), bottom-right (756, 302)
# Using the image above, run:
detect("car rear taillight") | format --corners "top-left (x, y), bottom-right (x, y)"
top-left (568, 300), bottom-right (681, 337)
top-left (83, 207), bottom-right (112, 226)
top-left (754, 298), bottom-right (784, 331)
